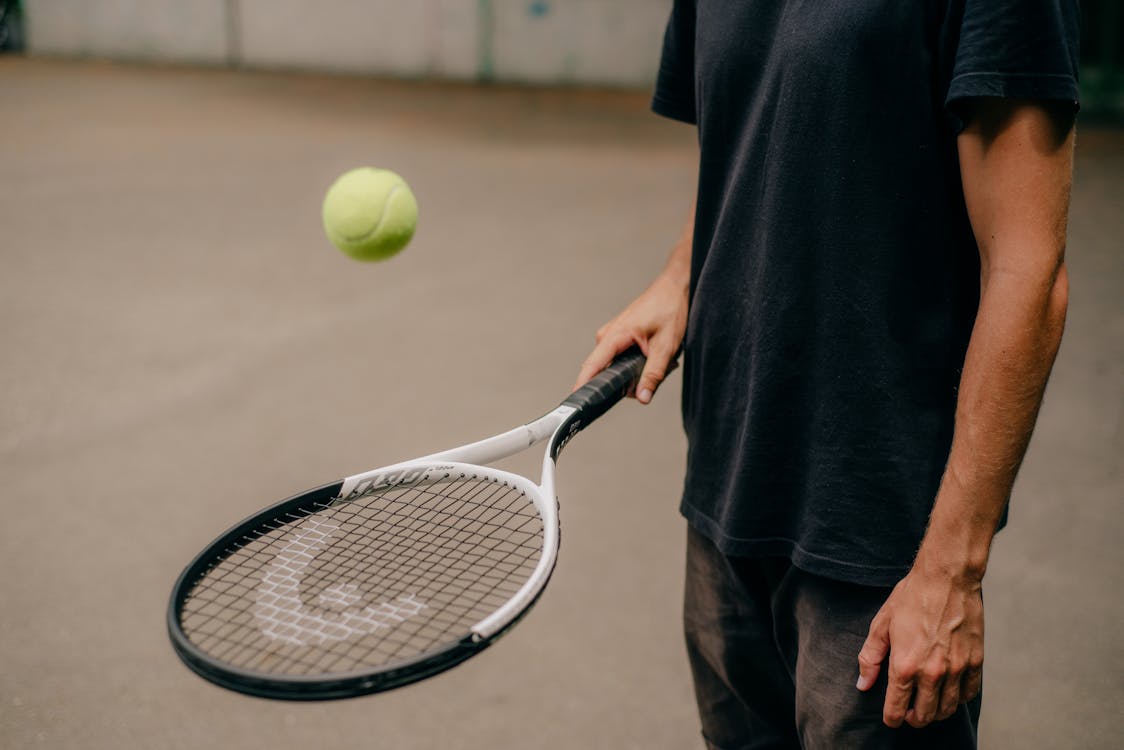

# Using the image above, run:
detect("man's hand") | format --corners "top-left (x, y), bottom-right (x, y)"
top-left (856, 551), bottom-right (985, 728)
top-left (574, 208), bottom-right (693, 402)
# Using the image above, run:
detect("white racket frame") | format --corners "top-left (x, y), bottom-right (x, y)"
top-left (336, 404), bottom-right (577, 642)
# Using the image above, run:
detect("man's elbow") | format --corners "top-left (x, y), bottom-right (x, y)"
top-left (1047, 261), bottom-right (1069, 334)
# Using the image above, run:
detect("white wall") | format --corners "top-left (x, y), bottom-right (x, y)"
top-left (491, 0), bottom-right (666, 86)
top-left (235, 0), bottom-right (481, 80)
top-left (23, 0), bottom-right (669, 88)
top-left (25, 0), bottom-right (232, 65)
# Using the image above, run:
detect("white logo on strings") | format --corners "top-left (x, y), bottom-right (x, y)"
top-left (254, 517), bottom-right (426, 646)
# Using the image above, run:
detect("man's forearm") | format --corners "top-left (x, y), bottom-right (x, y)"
top-left (919, 261), bottom-right (1068, 578)
top-left (918, 100), bottom-right (1075, 579)
top-left (660, 205), bottom-right (695, 290)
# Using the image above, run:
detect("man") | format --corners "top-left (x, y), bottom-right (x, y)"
top-left (574, 2), bottom-right (1079, 748)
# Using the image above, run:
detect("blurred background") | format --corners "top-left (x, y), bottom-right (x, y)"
top-left (1, 2), bottom-right (1121, 749)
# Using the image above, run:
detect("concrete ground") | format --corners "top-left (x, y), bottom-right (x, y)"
top-left (0, 58), bottom-right (1120, 749)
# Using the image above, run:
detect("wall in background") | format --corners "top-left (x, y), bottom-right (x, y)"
top-left (20, 0), bottom-right (1121, 116)
top-left (22, 0), bottom-right (669, 88)
top-left (24, 0), bottom-right (231, 64)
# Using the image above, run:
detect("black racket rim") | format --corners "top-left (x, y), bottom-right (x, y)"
top-left (166, 479), bottom-right (551, 700)
top-left (168, 617), bottom-right (484, 700)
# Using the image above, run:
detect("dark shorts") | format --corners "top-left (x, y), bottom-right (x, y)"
top-left (683, 526), bottom-right (982, 750)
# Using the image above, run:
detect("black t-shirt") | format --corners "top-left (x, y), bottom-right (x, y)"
top-left (654, 0), bottom-right (1079, 586)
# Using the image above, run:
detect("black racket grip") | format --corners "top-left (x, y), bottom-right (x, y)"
top-left (561, 347), bottom-right (646, 426)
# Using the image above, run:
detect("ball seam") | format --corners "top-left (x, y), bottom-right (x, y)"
top-left (348, 182), bottom-right (402, 245)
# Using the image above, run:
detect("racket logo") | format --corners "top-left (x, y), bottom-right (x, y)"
top-left (342, 466), bottom-right (431, 501)
top-left (254, 516), bottom-right (427, 646)
top-left (551, 419), bottom-right (583, 456)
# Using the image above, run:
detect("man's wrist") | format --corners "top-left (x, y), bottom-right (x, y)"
top-left (915, 468), bottom-right (1001, 583)
top-left (913, 536), bottom-right (989, 586)
top-left (656, 252), bottom-right (691, 294)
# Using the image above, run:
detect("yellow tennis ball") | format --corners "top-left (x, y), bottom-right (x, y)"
top-left (322, 167), bottom-right (418, 261)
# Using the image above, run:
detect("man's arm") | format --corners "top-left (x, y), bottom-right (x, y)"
top-left (856, 98), bottom-right (1075, 728)
top-left (574, 206), bottom-right (694, 401)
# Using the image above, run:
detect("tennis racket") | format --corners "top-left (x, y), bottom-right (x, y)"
top-left (167, 349), bottom-right (645, 700)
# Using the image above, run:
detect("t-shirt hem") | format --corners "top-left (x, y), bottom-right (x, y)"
top-left (651, 94), bottom-right (697, 125)
top-left (945, 72), bottom-right (1079, 134)
top-left (680, 501), bottom-right (912, 588)
top-left (945, 71), bottom-right (1079, 109)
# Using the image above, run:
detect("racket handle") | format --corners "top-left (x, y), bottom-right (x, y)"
top-left (561, 347), bottom-right (646, 426)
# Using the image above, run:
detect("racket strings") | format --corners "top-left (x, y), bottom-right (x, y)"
top-left (186, 483), bottom-right (537, 679)
top-left (179, 474), bottom-right (544, 677)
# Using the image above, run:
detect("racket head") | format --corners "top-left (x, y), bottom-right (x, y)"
top-left (167, 462), bottom-right (558, 700)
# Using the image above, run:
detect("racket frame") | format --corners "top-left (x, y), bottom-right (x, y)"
top-left (167, 350), bottom-right (643, 700)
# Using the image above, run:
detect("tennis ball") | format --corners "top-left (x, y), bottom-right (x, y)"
top-left (322, 167), bottom-right (418, 261)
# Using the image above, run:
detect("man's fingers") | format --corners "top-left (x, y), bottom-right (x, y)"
top-left (882, 667), bottom-right (914, 729)
top-left (905, 661), bottom-right (979, 727)
top-left (856, 613), bottom-right (889, 692)
top-left (576, 327), bottom-right (683, 402)
top-left (935, 671), bottom-right (962, 721)
top-left (635, 338), bottom-right (679, 404)
top-left (960, 660), bottom-right (983, 705)
top-left (574, 360), bottom-right (606, 391)
top-left (904, 667), bottom-right (943, 728)
top-left (574, 333), bottom-right (634, 390)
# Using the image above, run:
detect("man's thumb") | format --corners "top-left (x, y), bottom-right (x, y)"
top-left (856, 615), bottom-right (889, 691)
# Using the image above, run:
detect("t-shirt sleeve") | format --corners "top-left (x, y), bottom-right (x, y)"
top-left (945, 0), bottom-right (1080, 118)
top-left (651, 0), bottom-right (697, 125)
